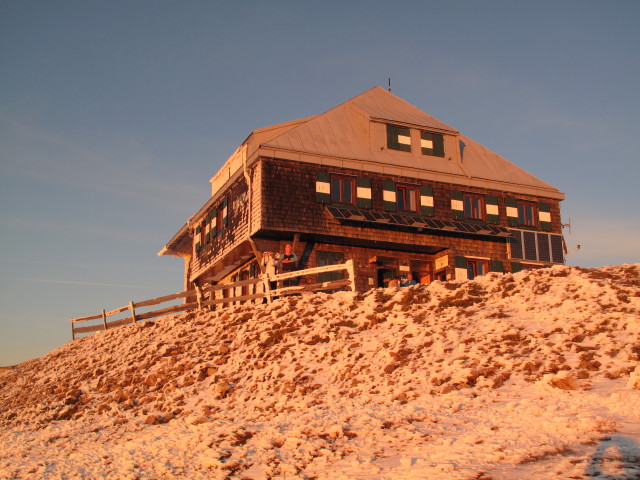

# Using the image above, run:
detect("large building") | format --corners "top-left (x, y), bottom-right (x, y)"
top-left (159, 87), bottom-right (565, 292)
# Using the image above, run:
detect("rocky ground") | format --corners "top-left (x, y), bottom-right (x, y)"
top-left (1, 264), bottom-right (639, 479)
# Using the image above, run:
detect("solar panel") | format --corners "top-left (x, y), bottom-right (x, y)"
top-left (327, 207), bottom-right (345, 219)
top-left (510, 230), bottom-right (523, 259)
top-left (523, 231), bottom-right (537, 261)
top-left (537, 233), bottom-right (551, 263)
top-left (439, 220), bottom-right (456, 231)
top-left (325, 206), bottom-right (513, 240)
top-left (422, 219), bottom-right (437, 229)
top-left (551, 235), bottom-right (564, 263)
top-left (390, 214), bottom-right (410, 225)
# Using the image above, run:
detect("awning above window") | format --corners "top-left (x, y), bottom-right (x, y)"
top-left (326, 206), bottom-right (513, 239)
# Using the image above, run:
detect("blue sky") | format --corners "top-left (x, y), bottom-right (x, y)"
top-left (1, 0), bottom-right (639, 366)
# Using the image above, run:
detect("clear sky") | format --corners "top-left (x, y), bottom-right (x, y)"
top-left (1, 0), bottom-right (639, 366)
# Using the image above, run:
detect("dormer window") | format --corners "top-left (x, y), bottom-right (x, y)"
top-left (420, 131), bottom-right (445, 157)
top-left (387, 124), bottom-right (411, 152)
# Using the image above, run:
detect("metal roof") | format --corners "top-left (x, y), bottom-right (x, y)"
top-left (255, 87), bottom-right (563, 198)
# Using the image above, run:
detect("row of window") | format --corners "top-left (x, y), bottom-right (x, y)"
top-left (387, 124), bottom-right (445, 157)
top-left (195, 197), bottom-right (228, 252)
top-left (316, 172), bottom-right (552, 229)
top-left (454, 256), bottom-right (504, 280)
top-left (455, 256), bottom-right (563, 279)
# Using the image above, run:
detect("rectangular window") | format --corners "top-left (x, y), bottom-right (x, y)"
top-left (517, 201), bottom-right (538, 227)
top-left (387, 124), bottom-right (411, 152)
top-left (466, 259), bottom-right (489, 280)
top-left (317, 251), bottom-right (346, 283)
top-left (396, 185), bottom-right (419, 213)
top-left (420, 131), bottom-right (445, 157)
top-left (463, 194), bottom-right (485, 220)
top-left (331, 176), bottom-right (355, 205)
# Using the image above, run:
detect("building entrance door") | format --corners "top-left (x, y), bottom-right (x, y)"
top-left (377, 268), bottom-right (396, 288)
top-left (374, 256), bottom-right (399, 288)
top-left (410, 260), bottom-right (431, 284)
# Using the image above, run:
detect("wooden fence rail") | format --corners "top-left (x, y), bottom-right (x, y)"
top-left (69, 260), bottom-right (355, 339)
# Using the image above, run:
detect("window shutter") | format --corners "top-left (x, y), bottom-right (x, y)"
top-left (451, 190), bottom-right (464, 220)
top-left (211, 208), bottom-right (218, 236)
top-left (195, 225), bottom-right (201, 252)
top-left (383, 180), bottom-right (397, 211)
top-left (356, 177), bottom-right (372, 209)
top-left (485, 195), bottom-right (500, 224)
top-left (454, 256), bottom-right (468, 280)
top-left (511, 262), bottom-right (523, 273)
top-left (489, 260), bottom-right (503, 273)
top-left (222, 198), bottom-right (228, 227)
top-left (433, 134), bottom-right (445, 157)
top-left (315, 171), bottom-right (331, 204)
top-left (419, 185), bottom-right (434, 216)
top-left (506, 197), bottom-right (519, 226)
top-left (204, 214), bottom-right (211, 244)
top-left (538, 203), bottom-right (551, 231)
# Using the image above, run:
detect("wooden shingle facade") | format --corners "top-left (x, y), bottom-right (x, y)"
top-left (159, 87), bottom-right (565, 292)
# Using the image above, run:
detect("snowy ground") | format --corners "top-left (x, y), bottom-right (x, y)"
top-left (1, 264), bottom-right (639, 479)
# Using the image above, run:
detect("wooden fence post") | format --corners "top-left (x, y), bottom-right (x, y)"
top-left (71, 320), bottom-right (75, 341)
top-left (129, 301), bottom-right (137, 323)
top-left (346, 259), bottom-right (356, 292)
top-left (194, 283), bottom-right (204, 310)
top-left (101, 309), bottom-right (107, 331)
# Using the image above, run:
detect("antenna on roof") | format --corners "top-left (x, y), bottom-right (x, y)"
top-left (388, 78), bottom-right (391, 92)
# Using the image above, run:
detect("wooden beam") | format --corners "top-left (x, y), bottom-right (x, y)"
top-left (249, 239), bottom-right (266, 274)
top-left (292, 233), bottom-right (300, 255)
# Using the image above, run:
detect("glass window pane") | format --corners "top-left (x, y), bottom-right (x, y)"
top-left (467, 263), bottom-right (475, 280)
top-left (396, 188), bottom-right (405, 210)
top-left (331, 178), bottom-right (341, 202)
top-left (342, 180), bottom-right (352, 203)
top-left (408, 189), bottom-right (416, 211)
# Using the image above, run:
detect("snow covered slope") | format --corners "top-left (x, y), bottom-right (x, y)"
top-left (1, 264), bottom-right (639, 479)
